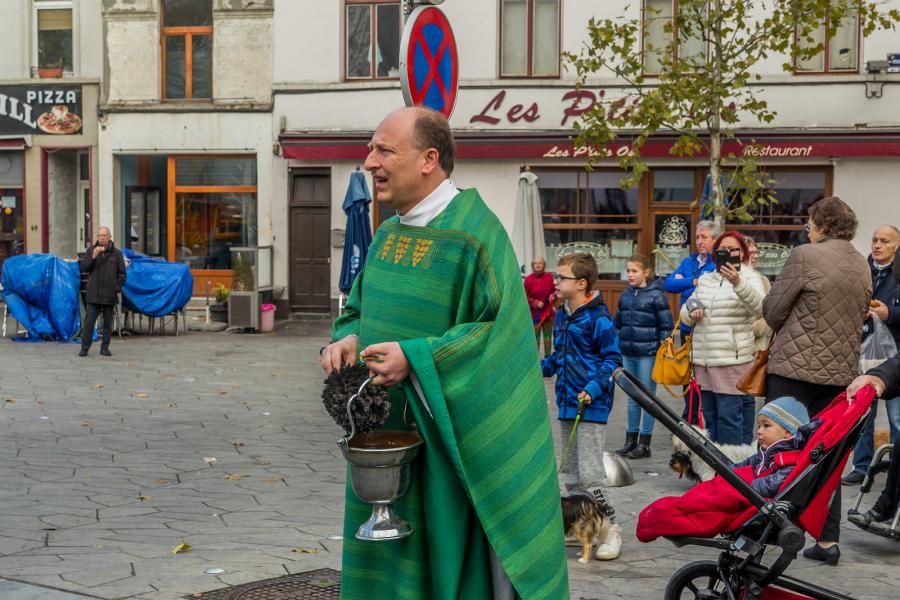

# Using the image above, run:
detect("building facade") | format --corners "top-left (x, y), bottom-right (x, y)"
top-left (98, 0), bottom-right (274, 297)
top-left (0, 0), bottom-right (103, 271)
top-left (273, 0), bottom-right (900, 313)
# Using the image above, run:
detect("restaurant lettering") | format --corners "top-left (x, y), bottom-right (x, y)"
top-left (743, 144), bottom-right (813, 157)
top-left (469, 89), bottom-right (600, 127)
top-left (0, 85), bottom-right (83, 136)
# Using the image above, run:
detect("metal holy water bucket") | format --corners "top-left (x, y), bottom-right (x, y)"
top-left (337, 378), bottom-right (423, 541)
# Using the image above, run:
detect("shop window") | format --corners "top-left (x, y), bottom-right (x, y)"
top-left (727, 169), bottom-right (829, 277)
top-left (652, 169), bottom-right (697, 202)
top-left (345, 1), bottom-right (401, 80)
top-left (0, 152), bottom-right (25, 270)
top-left (642, 0), bottom-right (706, 75)
top-left (162, 0), bottom-right (213, 100)
top-left (501, 0), bottom-right (560, 77)
top-left (171, 157), bottom-right (258, 270)
top-left (795, 11), bottom-right (858, 73)
top-left (537, 170), bottom-right (639, 280)
top-left (34, 1), bottom-right (74, 75)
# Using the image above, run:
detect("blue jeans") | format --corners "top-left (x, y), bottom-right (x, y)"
top-left (851, 395), bottom-right (900, 475)
top-left (623, 355), bottom-right (656, 436)
top-left (702, 390), bottom-right (752, 446)
top-left (742, 396), bottom-right (758, 445)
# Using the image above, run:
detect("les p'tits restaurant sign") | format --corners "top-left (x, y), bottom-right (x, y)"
top-left (0, 85), bottom-right (83, 136)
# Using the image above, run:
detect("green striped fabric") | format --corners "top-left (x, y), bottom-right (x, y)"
top-left (332, 189), bottom-right (568, 600)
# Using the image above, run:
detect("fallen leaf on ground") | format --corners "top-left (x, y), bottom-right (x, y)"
top-left (203, 457), bottom-right (218, 464)
top-left (81, 421), bottom-right (91, 427)
top-left (231, 441), bottom-right (245, 448)
top-left (154, 479), bottom-right (172, 485)
top-left (172, 542), bottom-right (191, 555)
top-left (134, 393), bottom-right (149, 399)
top-left (93, 384), bottom-right (104, 389)
top-left (138, 495), bottom-right (151, 501)
top-left (293, 547), bottom-right (319, 554)
top-left (263, 477), bottom-right (281, 485)
top-left (165, 403), bottom-right (175, 409)
top-left (5, 398), bottom-right (15, 403)
top-left (217, 390), bottom-right (228, 395)
top-left (224, 473), bottom-right (244, 481)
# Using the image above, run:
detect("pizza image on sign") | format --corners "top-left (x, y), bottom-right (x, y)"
top-left (37, 105), bottom-right (83, 135)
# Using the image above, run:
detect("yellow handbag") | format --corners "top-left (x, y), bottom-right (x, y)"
top-left (652, 326), bottom-right (693, 387)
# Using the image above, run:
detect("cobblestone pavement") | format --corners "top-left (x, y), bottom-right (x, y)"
top-left (0, 322), bottom-right (897, 599)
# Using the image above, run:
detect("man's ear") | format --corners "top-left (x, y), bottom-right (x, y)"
top-left (420, 148), bottom-right (440, 176)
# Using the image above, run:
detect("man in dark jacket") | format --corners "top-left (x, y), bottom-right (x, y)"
top-left (844, 225), bottom-right (900, 484)
top-left (79, 226), bottom-right (126, 357)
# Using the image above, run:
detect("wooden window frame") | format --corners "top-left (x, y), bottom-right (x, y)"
top-left (344, 0), bottom-right (402, 81)
top-left (792, 12), bottom-right (861, 75)
top-left (166, 155), bottom-right (258, 262)
top-left (160, 3), bottom-right (214, 101)
top-left (499, 0), bottom-right (562, 79)
top-left (641, 0), bottom-right (709, 77)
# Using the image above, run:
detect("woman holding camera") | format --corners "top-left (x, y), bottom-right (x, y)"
top-left (762, 196), bottom-right (872, 565)
top-left (680, 231), bottom-right (768, 446)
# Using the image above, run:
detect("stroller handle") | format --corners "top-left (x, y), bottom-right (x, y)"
top-left (612, 368), bottom-right (802, 538)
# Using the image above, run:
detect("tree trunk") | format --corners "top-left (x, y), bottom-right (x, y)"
top-left (709, 0), bottom-right (725, 231)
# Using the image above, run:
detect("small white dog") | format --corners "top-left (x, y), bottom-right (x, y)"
top-left (669, 427), bottom-right (756, 483)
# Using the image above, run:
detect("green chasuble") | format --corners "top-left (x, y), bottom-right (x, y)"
top-left (332, 189), bottom-right (569, 600)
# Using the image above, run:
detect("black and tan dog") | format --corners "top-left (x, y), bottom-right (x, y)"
top-left (669, 427), bottom-right (755, 484)
top-left (561, 494), bottom-right (613, 563)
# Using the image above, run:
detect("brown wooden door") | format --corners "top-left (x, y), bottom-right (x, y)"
top-left (289, 173), bottom-right (331, 312)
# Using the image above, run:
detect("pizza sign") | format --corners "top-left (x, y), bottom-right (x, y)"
top-left (0, 85), bottom-right (83, 136)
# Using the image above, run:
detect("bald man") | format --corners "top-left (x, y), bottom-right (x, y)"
top-left (78, 226), bottom-right (126, 357)
top-left (321, 108), bottom-right (567, 599)
top-left (844, 224), bottom-right (900, 485)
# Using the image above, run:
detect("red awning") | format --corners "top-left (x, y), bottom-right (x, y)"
top-left (0, 138), bottom-right (26, 150)
top-left (280, 131), bottom-right (900, 161)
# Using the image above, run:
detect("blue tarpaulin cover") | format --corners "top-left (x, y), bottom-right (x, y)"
top-left (339, 170), bottom-right (373, 293)
top-left (121, 249), bottom-right (193, 318)
top-left (1, 254), bottom-right (81, 341)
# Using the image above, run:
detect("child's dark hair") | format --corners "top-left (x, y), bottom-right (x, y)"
top-left (627, 255), bottom-right (654, 278)
top-left (557, 252), bottom-right (598, 288)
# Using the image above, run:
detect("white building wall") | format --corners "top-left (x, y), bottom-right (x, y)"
top-left (833, 159), bottom-right (900, 257)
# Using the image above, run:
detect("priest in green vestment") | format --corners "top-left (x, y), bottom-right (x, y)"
top-left (320, 107), bottom-right (569, 600)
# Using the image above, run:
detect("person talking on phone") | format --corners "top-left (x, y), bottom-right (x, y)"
top-left (679, 230), bottom-right (767, 446)
top-left (78, 226), bottom-right (126, 357)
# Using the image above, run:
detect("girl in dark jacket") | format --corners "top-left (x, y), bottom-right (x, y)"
top-left (614, 255), bottom-right (674, 458)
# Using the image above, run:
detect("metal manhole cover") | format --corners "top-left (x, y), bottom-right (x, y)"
top-left (184, 568), bottom-right (340, 600)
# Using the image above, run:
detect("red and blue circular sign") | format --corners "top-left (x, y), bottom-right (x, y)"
top-left (400, 6), bottom-right (459, 119)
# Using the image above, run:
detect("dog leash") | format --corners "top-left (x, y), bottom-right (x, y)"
top-left (558, 396), bottom-right (586, 474)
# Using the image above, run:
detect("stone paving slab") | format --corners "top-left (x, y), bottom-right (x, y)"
top-left (0, 321), bottom-right (897, 599)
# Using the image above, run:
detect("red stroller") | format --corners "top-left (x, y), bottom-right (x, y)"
top-left (613, 368), bottom-right (878, 600)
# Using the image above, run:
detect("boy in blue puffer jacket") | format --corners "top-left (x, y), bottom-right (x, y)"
top-left (614, 255), bottom-right (674, 459)
top-left (542, 252), bottom-right (624, 559)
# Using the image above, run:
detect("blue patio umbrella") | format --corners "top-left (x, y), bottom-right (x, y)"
top-left (339, 170), bottom-right (374, 294)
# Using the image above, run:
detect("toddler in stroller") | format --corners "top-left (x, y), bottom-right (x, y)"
top-left (614, 368), bottom-right (877, 600)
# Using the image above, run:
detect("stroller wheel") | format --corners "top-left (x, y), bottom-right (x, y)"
top-left (665, 560), bottom-right (727, 600)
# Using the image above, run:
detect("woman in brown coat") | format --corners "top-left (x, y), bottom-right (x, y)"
top-left (763, 196), bottom-right (872, 565)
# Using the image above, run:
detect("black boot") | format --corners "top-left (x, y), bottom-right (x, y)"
top-left (615, 432), bottom-right (638, 456)
top-left (627, 434), bottom-right (652, 459)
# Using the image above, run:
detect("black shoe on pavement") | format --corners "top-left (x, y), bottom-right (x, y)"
top-left (626, 434), bottom-right (652, 459)
top-left (848, 507), bottom-right (887, 530)
top-left (841, 471), bottom-right (865, 486)
top-left (802, 543), bottom-right (840, 566)
top-left (78, 349), bottom-right (88, 357)
top-left (615, 432), bottom-right (638, 456)
top-left (100, 349), bottom-right (112, 357)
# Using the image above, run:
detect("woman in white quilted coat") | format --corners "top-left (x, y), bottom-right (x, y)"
top-left (680, 230), bottom-right (767, 445)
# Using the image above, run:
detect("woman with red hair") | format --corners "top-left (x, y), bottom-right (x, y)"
top-left (680, 230), bottom-right (768, 445)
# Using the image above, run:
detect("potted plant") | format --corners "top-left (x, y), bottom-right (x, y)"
top-left (37, 56), bottom-right (64, 78)
top-left (210, 284), bottom-right (229, 322)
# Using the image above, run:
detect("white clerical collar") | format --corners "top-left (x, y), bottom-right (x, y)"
top-left (399, 179), bottom-right (459, 227)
